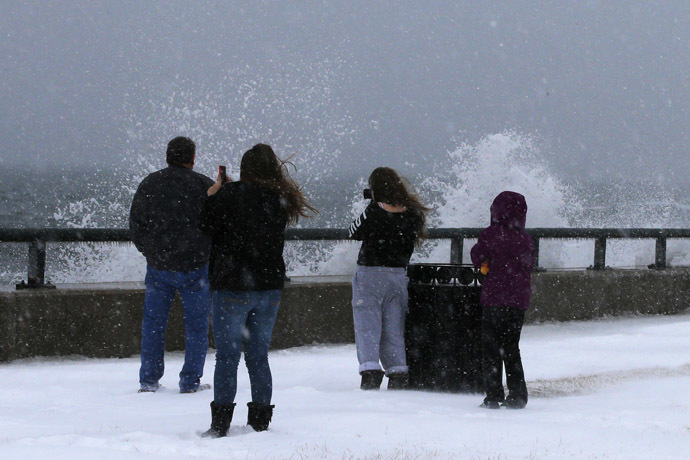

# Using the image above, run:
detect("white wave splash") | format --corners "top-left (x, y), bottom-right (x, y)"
top-left (45, 132), bottom-right (689, 283)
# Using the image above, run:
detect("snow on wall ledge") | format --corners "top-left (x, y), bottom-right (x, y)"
top-left (1, 268), bottom-right (689, 362)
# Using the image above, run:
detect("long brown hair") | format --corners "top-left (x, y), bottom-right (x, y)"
top-left (240, 144), bottom-right (318, 224)
top-left (368, 166), bottom-right (429, 244)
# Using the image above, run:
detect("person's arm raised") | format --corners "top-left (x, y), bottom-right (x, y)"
top-left (207, 168), bottom-right (233, 196)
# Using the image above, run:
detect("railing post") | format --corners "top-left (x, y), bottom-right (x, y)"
top-left (16, 239), bottom-right (55, 290)
top-left (450, 237), bottom-right (463, 264)
top-left (28, 240), bottom-right (45, 286)
top-left (653, 237), bottom-right (667, 269)
top-left (592, 237), bottom-right (607, 270)
top-left (533, 237), bottom-right (542, 271)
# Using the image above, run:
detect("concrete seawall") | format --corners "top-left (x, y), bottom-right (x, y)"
top-left (1, 269), bottom-right (689, 362)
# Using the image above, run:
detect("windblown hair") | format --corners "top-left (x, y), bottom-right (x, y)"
top-left (240, 144), bottom-right (318, 224)
top-left (368, 166), bottom-right (429, 245)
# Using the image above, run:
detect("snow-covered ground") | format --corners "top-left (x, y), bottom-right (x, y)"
top-left (1, 313), bottom-right (689, 460)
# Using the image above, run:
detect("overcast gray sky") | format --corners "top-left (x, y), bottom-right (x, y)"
top-left (1, 1), bottom-right (689, 183)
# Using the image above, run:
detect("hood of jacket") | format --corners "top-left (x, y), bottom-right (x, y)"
top-left (490, 191), bottom-right (527, 229)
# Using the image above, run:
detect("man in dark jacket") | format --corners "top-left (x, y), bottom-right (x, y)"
top-left (471, 191), bottom-right (534, 409)
top-left (129, 136), bottom-right (215, 393)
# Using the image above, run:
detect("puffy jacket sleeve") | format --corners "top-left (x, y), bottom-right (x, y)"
top-left (129, 180), bottom-right (151, 257)
top-left (470, 229), bottom-right (491, 269)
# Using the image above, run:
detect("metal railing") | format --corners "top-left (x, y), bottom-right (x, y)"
top-left (1, 227), bottom-right (689, 289)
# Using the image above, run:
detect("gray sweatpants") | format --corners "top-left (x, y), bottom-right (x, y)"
top-left (351, 265), bottom-right (409, 375)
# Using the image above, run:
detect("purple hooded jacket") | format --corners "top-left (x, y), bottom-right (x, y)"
top-left (470, 191), bottom-right (534, 310)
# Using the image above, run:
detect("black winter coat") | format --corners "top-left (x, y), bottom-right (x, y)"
top-left (199, 181), bottom-right (287, 291)
top-left (129, 165), bottom-right (214, 271)
top-left (348, 201), bottom-right (422, 267)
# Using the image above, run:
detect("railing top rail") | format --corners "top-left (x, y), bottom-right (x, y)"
top-left (525, 228), bottom-right (690, 238)
top-left (1, 227), bottom-right (690, 243)
top-left (0, 228), bottom-right (131, 243)
top-left (429, 228), bottom-right (690, 239)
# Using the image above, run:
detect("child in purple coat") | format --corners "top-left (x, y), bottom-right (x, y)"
top-left (471, 191), bottom-right (534, 409)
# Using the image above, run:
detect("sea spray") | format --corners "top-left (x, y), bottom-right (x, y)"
top-left (416, 132), bottom-right (586, 268)
top-left (302, 179), bottom-right (368, 276)
top-left (43, 58), bottom-right (360, 283)
top-left (121, 58), bottom-right (358, 205)
top-left (308, 132), bottom-right (690, 272)
top-left (288, 132), bottom-right (589, 273)
top-left (2, 131), bottom-right (688, 284)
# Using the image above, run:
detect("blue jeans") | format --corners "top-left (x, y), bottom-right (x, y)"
top-left (139, 264), bottom-right (211, 392)
top-left (212, 289), bottom-right (281, 406)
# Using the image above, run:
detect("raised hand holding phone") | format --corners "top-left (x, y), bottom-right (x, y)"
top-left (219, 165), bottom-right (228, 184)
top-left (207, 165), bottom-right (231, 196)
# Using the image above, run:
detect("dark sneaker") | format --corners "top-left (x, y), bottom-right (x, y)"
top-left (138, 383), bottom-right (160, 393)
top-left (502, 398), bottom-right (527, 409)
top-left (479, 400), bottom-right (501, 409)
top-left (181, 383), bottom-right (211, 394)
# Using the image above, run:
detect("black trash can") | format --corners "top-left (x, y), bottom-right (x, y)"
top-left (405, 263), bottom-right (484, 393)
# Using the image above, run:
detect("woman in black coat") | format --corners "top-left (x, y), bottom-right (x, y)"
top-left (199, 144), bottom-right (316, 437)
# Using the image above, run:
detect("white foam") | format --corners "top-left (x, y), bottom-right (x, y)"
top-left (47, 132), bottom-right (689, 282)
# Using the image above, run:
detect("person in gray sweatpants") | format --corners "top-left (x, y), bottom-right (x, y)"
top-left (348, 167), bottom-right (428, 390)
top-left (352, 266), bottom-right (409, 375)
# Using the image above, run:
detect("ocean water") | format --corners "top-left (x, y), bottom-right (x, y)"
top-left (1, 132), bottom-right (689, 285)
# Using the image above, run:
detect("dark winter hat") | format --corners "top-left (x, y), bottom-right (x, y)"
top-left (166, 137), bottom-right (195, 165)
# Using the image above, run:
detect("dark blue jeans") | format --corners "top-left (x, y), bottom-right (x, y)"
top-left (212, 289), bottom-right (281, 406)
top-left (139, 264), bottom-right (211, 392)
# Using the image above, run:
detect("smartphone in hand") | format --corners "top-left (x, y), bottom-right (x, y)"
top-left (219, 165), bottom-right (228, 184)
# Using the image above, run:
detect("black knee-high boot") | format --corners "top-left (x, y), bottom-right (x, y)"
top-left (201, 401), bottom-right (236, 438)
top-left (247, 402), bottom-right (275, 431)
